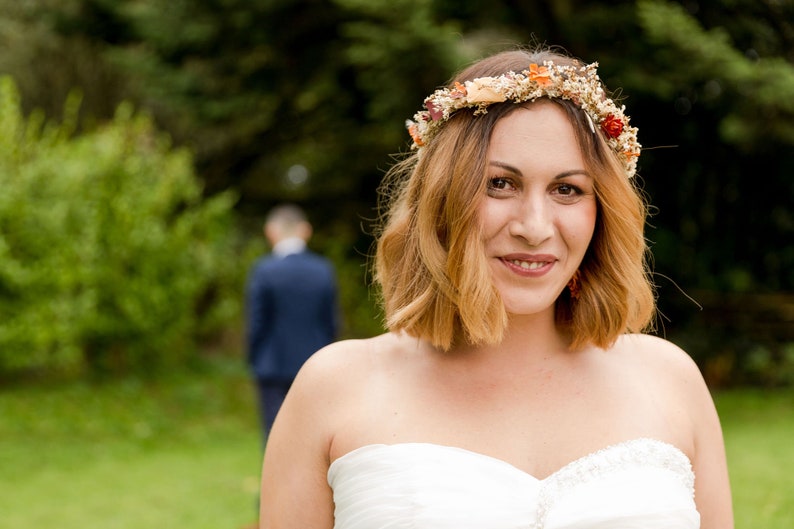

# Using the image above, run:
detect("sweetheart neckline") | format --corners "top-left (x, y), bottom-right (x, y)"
top-left (328, 437), bottom-right (692, 483)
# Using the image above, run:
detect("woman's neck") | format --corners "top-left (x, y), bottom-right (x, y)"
top-left (454, 307), bottom-right (572, 361)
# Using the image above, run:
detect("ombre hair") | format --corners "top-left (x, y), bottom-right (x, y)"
top-left (374, 47), bottom-right (655, 350)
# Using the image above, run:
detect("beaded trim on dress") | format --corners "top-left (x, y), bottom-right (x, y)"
top-left (531, 438), bottom-right (695, 528)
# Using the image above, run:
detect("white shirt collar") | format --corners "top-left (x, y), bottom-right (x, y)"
top-left (272, 236), bottom-right (306, 257)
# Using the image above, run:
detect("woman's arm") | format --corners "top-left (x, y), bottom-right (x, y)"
top-left (637, 334), bottom-right (734, 529)
top-left (259, 346), bottom-right (341, 529)
top-left (690, 377), bottom-right (734, 529)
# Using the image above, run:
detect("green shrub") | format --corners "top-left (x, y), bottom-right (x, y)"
top-left (0, 76), bottom-right (240, 375)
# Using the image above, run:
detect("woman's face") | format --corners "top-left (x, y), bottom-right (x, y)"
top-left (479, 101), bottom-right (597, 317)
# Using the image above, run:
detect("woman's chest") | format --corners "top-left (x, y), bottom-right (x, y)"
top-left (330, 359), bottom-right (682, 478)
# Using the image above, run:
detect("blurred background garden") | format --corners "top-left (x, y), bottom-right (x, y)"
top-left (0, 0), bottom-right (792, 527)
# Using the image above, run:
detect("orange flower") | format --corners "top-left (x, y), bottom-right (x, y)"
top-left (452, 81), bottom-right (467, 98)
top-left (407, 121), bottom-right (424, 146)
top-left (528, 63), bottom-right (552, 87)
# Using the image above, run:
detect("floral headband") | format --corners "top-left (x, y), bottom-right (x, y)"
top-left (406, 61), bottom-right (641, 178)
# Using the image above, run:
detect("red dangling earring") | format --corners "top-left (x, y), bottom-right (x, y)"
top-left (567, 270), bottom-right (581, 300)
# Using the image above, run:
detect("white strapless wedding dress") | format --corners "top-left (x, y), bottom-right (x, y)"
top-left (328, 438), bottom-right (699, 528)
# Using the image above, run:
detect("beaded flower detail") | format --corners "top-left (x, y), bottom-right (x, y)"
top-left (406, 61), bottom-right (641, 178)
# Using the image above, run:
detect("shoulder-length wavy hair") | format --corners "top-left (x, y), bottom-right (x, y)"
top-left (374, 47), bottom-right (655, 351)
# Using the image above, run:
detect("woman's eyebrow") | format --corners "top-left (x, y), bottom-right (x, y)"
top-left (488, 161), bottom-right (591, 180)
top-left (488, 160), bottom-right (521, 174)
top-left (553, 170), bottom-right (592, 180)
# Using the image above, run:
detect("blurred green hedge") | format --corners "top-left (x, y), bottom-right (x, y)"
top-left (0, 77), bottom-right (242, 376)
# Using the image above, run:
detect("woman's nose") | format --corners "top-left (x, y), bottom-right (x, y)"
top-left (508, 198), bottom-right (554, 246)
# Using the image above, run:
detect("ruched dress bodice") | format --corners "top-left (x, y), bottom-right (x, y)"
top-left (327, 438), bottom-right (699, 529)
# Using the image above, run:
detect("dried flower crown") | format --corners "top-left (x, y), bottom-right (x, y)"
top-left (406, 61), bottom-right (641, 178)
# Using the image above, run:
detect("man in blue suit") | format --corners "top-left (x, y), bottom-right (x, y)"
top-left (245, 204), bottom-right (339, 443)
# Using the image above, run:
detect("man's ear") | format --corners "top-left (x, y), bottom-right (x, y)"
top-left (264, 223), bottom-right (279, 246)
top-left (297, 221), bottom-right (313, 242)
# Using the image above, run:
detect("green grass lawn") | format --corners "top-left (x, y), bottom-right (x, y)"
top-left (1, 360), bottom-right (792, 529)
top-left (0, 360), bottom-right (262, 529)
top-left (716, 389), bottom-right (794, 529)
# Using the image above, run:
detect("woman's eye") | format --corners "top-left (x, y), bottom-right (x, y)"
top-left (555, 183), bottom-right (580, 196)
top-left (488, 177), bottom-right (514, 191)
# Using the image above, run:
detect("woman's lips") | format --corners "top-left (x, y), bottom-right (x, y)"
top-left (500, 254), bottom-right (557, 276)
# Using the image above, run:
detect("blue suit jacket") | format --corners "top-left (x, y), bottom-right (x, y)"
top-left (245, 249), bottom-right (338, 381)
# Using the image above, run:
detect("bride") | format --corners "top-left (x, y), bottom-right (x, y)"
top-left (258, 47), bottom-right (733, 529)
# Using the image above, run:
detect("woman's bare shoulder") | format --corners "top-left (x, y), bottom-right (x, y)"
top-left (614, 333), bottom-right (702, 378)
top-left (306, 331), bottom-right (417, 364)
top-left (267, 334), bottom-right (405, 447)
top-left (293, 332), bottom-right (421, 392)
top-left (279, 332), bottom-right (425, 450)
top-left (613, 333), bottom-right (716, 424)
